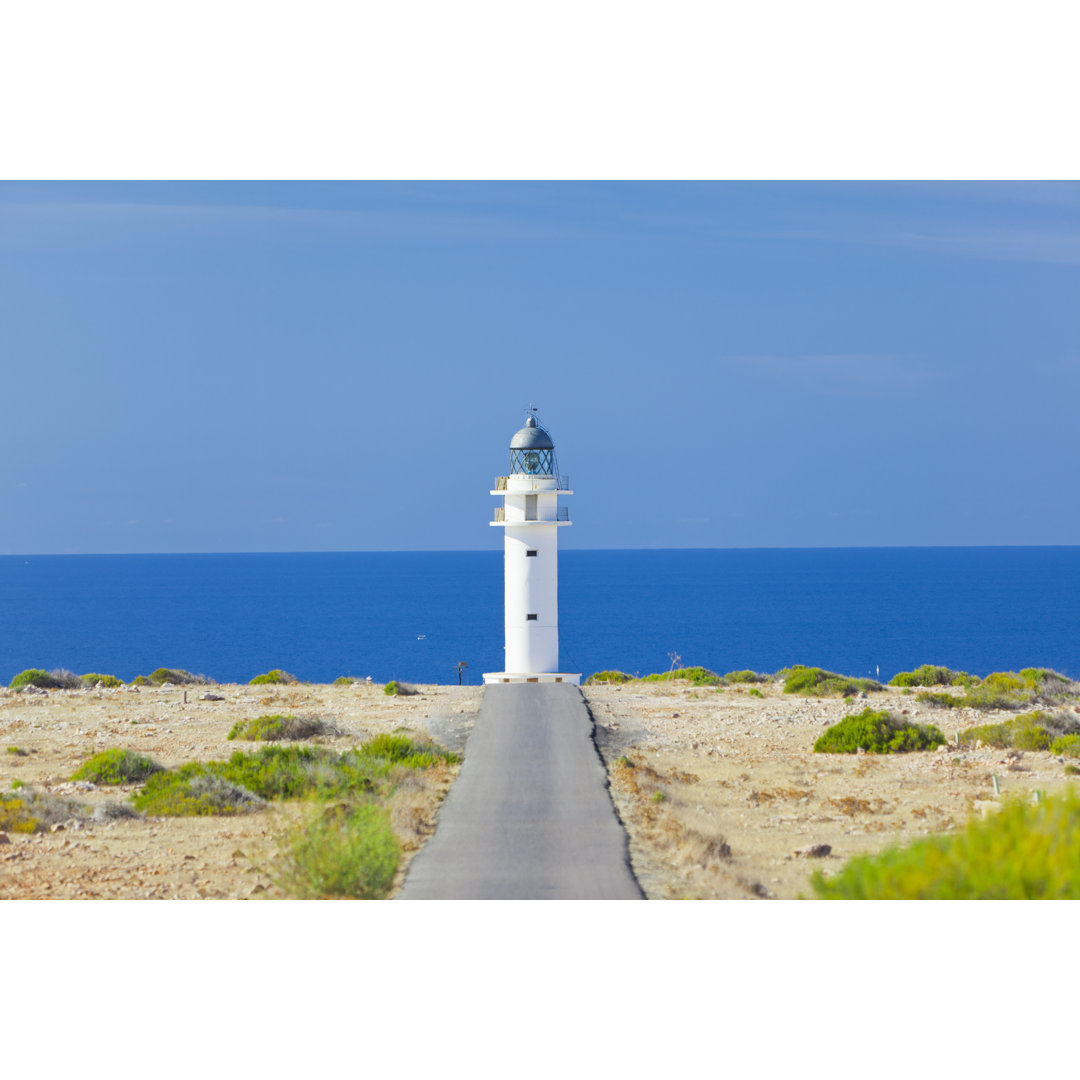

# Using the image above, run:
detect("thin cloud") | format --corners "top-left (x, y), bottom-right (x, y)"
top-left (0, 197), bottom-right (596, 251)
top-left (882, 226), bottom-right (1080, 265)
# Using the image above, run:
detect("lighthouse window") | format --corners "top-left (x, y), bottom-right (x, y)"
top-left (525, 494), bottom-right (537, 520)
top-left (526, 613), bottom-right (538, 620)
top-left (526, 549), bottom-right (537, 557)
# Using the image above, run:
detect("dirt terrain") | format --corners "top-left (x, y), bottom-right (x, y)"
top-left (0, 681), bottom-right (480, 899)
top-left (585, 680), bottom-right (1080, 898)
top-left (3, 677), bottom-right (1076, 900)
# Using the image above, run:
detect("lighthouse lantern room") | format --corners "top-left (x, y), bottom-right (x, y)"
top-left (482, 409), bottom-right (580, 686)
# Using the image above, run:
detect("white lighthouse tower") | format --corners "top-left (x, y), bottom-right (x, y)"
top-left (483, 409), bottom-right (580, 686)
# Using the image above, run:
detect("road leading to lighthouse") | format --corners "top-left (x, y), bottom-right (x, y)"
top-left (399, 683), bottom-right (643, 899)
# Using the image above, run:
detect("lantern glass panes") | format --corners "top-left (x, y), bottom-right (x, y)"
top-left (510, 447), bottom-right (554, 475)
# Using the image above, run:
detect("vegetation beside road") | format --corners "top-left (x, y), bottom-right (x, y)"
top-left (812, 789), bottom-right (1080, 899)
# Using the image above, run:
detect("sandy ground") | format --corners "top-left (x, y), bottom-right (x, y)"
top-left (4, 678), bottom-right (1076, 900)
top-left (585, 680), bottom-right (1080, 898)
top-left (0, 681), bottom-right (480, 899)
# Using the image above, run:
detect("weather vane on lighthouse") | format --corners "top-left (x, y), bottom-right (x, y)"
top-left (483, 408), bottom-right (580, 686)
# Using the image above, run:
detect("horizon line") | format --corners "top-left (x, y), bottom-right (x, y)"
top-left (3, 543), bottom-right (1079, 558)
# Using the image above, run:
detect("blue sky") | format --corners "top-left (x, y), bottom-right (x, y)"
top-left (2, 181), bottom-right (1078, 553)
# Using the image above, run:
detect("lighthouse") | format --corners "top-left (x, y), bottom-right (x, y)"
top-left (483, 409), bottom-right (580, 686)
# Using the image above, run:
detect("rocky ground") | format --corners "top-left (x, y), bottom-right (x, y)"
top-left (584, 679), bottom-right (1080, 899)
top-left (4, 677), bottom-right (1076, 900)
top-left (0, 681), bottom-right (480, 899)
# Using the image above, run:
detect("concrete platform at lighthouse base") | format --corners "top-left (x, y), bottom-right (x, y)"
top-left (482, 671), bottom-right (581, 686)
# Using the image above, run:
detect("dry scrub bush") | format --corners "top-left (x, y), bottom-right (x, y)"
top-left (0, 785), bottom-right (95, 832)
top-left (384, 681), bottom-right (419, 696)
top-left (920, 668), bottom-right (1079, 712)
top-left (779, 666), bottom-right (883, 697)
top-left (889, 665), bottom-right (978, 688)
top-left (131, 736), bottom-right (457, 816)
top-left (133, 767), bottom-right (265, 816)
top-left (958, 710), bottom-right (1080, 753)
top-left (72, 748), bottom-right (164, 784)
top-left (665, 806), bottom-right (733, 868)
top-left (815, 708), bottom-right (945, 754)
top-left (80, 673), bottom-right (125, 688)
top-left (585, 671), bottom-right (634, 684)
top-left (813, 789), bottom-right (1080, 899)
top-left (249, 669), bottom-right (297, 685)
top-left (9, 668), bottom-right (81, 691)
top-left (227, 714), bottom-right (339, 741)
top-left (642, 666), bottom-right (721, 686)
top-left (273, 802), bottom-right (400, 899)
top-left (144, 668), bottom-right (211, 686)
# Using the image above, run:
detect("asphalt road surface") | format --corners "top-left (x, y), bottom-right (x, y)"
top-left (399, 682), bottom-right (643, 899)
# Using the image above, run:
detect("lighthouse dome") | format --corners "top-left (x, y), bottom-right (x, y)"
top-left (509, 416), bottom-right (554, 450)
top-left (508, 413), bottom-right (557, 476)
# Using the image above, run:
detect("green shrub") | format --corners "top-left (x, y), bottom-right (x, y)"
top-left (642, 666), bottom-right (721, 686)
top-left (145, 668), bottom-right (209, 686)
top-left (959, 710), bottom-right (1080, 752)
top-left (132, 766), bottom-right (265, 816)
top-left (274, 802), bottom-right (400, 899)
top-left (812, 789), bottom-right (1080, 898)
top-left (79, 673), bottom-right (125, 688)
top-left (1010, 714), bottom-right (1054, 751)
top-left (382, 679), bottom-right (423, 695)
top-left (584, 670), bottom-right (634, 684)
top-left (957, 720), bottom-right (1010, 747)
top-left (211, 746), bottom-right (364, 801)
top-left (1052, 734), bottom-right (1080, 758)
top-left (779, 666), bottom-right (883, 697)
top-left (130, 734), bottom-right (457, 816)
top-left (1, 785), bottom-right (90, 831)
top-left (814, 708), bottom-right (946, 754)
top-left (954, 671), bottom-right (983, 689)
top-left (1019, 668), bottom-right (1075, 695)
top-left (916, 690), bottom-right (960, 708)
top-left (227, 714), bottom-right (335, 741)
top-left (355, 733), bottom-right (457, 769)
top-left (723, 670), bottom-right (768, 684)
top-left (6, 746), bottom-right (27, 756)
top-left (130, 675), bottom-right (150, 686)
top-left (889, 665), bottom-right (978, 688)
top-left (249, 669), bottom-right (296, 686)
top-left (981, 671), bottom-right (1026, 693)
top-left (1065, 764), bottom-right (1080, 776)
top-left (72, 749), bottom-right (164, 785)
top-left (332, 676), bottom-right (354, 686)
top-left (10, 667), bottom-right (84, 690)
top-left (919, 669), bottom-right (1077, 712)
top-left (9, 668), bottom-right (71, 690)
top-left (748, 687), bottom-right (764, 698)
top-left (0, 796), bottom-right (39, 833)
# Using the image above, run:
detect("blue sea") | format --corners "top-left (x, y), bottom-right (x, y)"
top-left (1, 548), bottom-right (1078, 685)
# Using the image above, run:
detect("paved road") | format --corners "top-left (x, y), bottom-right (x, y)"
top-left (399, 683), bottom-right (643, 899)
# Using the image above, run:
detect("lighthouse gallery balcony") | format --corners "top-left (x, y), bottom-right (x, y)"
top-left (492, 506), bottom-right (571, 525)
top-left (492, 475), bottom-right (572, 494)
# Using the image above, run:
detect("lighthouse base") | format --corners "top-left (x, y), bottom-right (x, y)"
top-left (482, 671), bottom-right (581, 686)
